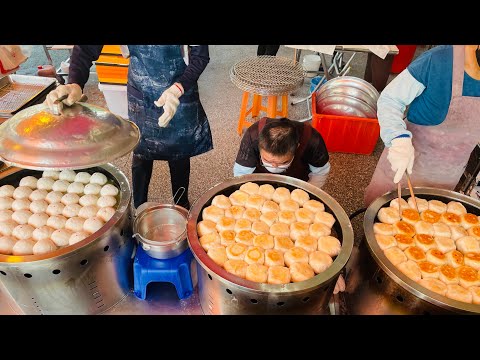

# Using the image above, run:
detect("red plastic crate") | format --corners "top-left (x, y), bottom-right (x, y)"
top-left (311, 92), bottom-right (380, 155)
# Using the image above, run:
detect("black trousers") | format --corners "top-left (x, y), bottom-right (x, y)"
top-left (131, 154), bottom-right (191, 209)
top-left (257, 45), bottom-right (280, 56)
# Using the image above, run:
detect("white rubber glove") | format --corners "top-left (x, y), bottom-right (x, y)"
top-left (333, 274), bottom-right (346, 294)
top-left (45, 83), bottom-right (83, 113)
top-left (387, 137), bottom-right (415, 184)
top-left (154, 83), bottom-right (183, 128)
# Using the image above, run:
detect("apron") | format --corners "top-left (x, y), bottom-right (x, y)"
top-left (253, 118), bottom-right (312, 181)
top-left (364, 45), bottom-right (480, 206)
top-left (126, 45), bottom-right (213, 161)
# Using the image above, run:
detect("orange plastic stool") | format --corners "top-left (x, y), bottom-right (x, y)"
top-left (237, 92), bottom-right (289, 135)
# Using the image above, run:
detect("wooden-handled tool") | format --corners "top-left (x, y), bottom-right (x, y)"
top-left (405, 172), bottom-right (419, 213)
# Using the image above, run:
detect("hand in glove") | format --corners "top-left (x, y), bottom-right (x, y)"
top-left (45, 83), bottom-right (83, 114)
top-left (333, 274), bottom-right (346, 294)
top-left (387, 137), bottom-right (415, 183)
top-left (154, 83), bottom-right (183, 128)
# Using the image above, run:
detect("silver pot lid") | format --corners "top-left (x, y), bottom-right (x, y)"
top-left (0, 102), bottom-right (140, 170)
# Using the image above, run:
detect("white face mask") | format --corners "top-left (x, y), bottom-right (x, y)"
top-left (261, 156), bottom-right (294, 174)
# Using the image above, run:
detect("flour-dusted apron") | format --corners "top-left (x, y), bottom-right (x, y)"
top-left (126, 45), bottom-right (213, 161)
top-left (364, 45), bottom-right (480, 206)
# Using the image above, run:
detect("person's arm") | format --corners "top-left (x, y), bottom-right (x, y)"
top-left (308, 162), bottom-right (330, 188)
top-left (304, 128), bottom-right (330, 188)
top-left (175, 45), bottom-right (209, 92)
top-left (377, 69), bottom-right (426, 147)
top-left (233, 126), bottom-right (259, 177)
top-left (68, 45), bottom-right (104, 89)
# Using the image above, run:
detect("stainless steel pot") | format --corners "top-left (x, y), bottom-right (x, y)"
top-left (187, 174), bottom-right (354, 315)
top-left (346, 187), bottom-right (480, 314)
top-left (133, 204), bottom-right (189, 259)
top-left (0, 163), bottom-right (134, 315)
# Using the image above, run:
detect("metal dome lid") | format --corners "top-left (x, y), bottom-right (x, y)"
top-left (0, 102), bottom-right (140, 170)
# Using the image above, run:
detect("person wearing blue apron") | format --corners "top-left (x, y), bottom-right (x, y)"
top-left (46, 45), bottom-right (213, 209)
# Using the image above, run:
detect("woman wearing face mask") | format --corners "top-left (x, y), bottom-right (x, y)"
top-left (364, 45), bottom-right (480, 206)
top-left (233, 117), bottom-right (330, 188)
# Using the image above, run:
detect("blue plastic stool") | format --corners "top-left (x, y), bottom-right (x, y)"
top-left (133, 245), bottom-right (194, 300)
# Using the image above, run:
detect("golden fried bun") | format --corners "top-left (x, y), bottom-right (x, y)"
top-left (420, 209), bottom-right (441, 224)
top-left (295, 208), bottom-right (315, 224)
top-left (414, 234), bottom-right (436, 252)
top-left (303, 200), bottom-right (325, 213)
top-left (404, 246), bottom-right (427, 262)
top-left (394, 234), bottom-right (414, 250)
top-left (397, 260), bottom-right (422, 282)
top-left (433, 222), bottom-right (451, 238)
top-left (446, 201), bottom-right (467, 216)
top-left (408, 197), bottom-right (429, 212)
top-left (433, 236), bottom-right (456, 254)
top-left (226, 242), bottom-right (248, 260)
top-left (229, 190), bottom-right (249, 206)
top-left (439, 264), bottom-right (459, 284)
top-left (200, 232), bottom-right (221, 251)
top-left (467, 225), bottom-right (480, 239)
top-left (290, 262), bottom-right (315, 282)
top-left (291, 189), bottom-right (310, 206)
top-left (211, 195), bottom-right (232, 209)
top-left (373, 223), bottom-right (396, 236)
top-left (461, 213), bottom-right (479, 230)
top-left (235, 230), bottom-right (255, 246)
top-left (225, 205), bottom-right (245, 220)
top-left (245, 195), bottom-right (265, 211)
top-left (279, 199), bottom-right (300, 212)
top-left (246, 264), bottom-right (268, 283)
top-left (418, 261), bottom-right (439, 279)
top-left (428, 200), bottom-right (447, 214)
top-left (258, 184), bottom-right (275, 200)
top-left (445, 250), bottom-right (464, 268)
top-left (384, 246), bottom-right (407, 266)
top-left (207, 245), bottom-right (227, 267)
top-left (390, 198), bottom-right (410, 211)
top-left (264, 249), bottom-right (285, 267)
top-left (244, 246), bottom-right (265, 265)
top-left (457, 265), bottom-right (480, 288)
top-left (197, 220), bottom-right (217, 237)
top-left (310, 223), bottom-right (331, 238)
top-left (296, 235), bottom-right (318, 253)
top-left (216, 217), bottom-right (236, 232)
top-left (464, 252), bottom-right (480, 270)
top-left (251, 220), bottom-right (270, 235)
top-left (401, 209), bottom-right (420, 225)
top-left (376, 234), bottom-right (397, 250)
top-left (243, 208), bottom-right (261, 222)
top-left (253, 233), bottom-right (274, 249)
top-left (269, 222), bottom-right (290, 237)
top-left (234, 218), bottom-right (252, 232)
top-left (456, 236), bottom-right (480, 254)
top-left (290, 222), bottom-right (310, 242)
top-left (219, 230), bottom-right (236, 246)
top-left (317, 236), bottom-right (341, 257)
top-left (274, 236), bottom-right (294, 252)
top-left (446, 284), bottom-right (472, 303)
top-left (395, 221), bottom-right (416, 237)
top-left (413, 221), bottom-right (433, 236)
top-left (261, 200), bottom-right (280, 213)
top-left (314, 211), bottom-right (336, 228)
top-left (377, 207), bottom-right (401, 224)
top-left (468, 286), bottom-right (480, 304)
top-left (267, 266), bottom-right (291, 284)
top-left (277, 211), bottom-right (296, 225)
top-left (224, 259), bottom-right (248, 279)
top-left (260, 211), bottom-right (278, 227)
top-left (418, 278), bottom-right (447, 296)
top-left (450, 225), bottom-right (468, 241)
top-left (426, 248), bottom-right (447, 266)
top-left (440, 212), bottom-right (461, 226)
top-left (272, 187), bottom-right (291, 204)
top-left (202, 205), bottom-right (224, 223)
top-left (309, 251), bottom-right (333, 274)
top-left (284, 247), bottom-right (309, 267)
top-left (240, 182), bottom-right (260, 196)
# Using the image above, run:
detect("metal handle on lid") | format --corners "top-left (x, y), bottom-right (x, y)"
top-left (172, 187), bottom-right (186, 206)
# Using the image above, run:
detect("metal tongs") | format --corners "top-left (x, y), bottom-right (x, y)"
top-left (397, 172), bottom-right (419, 217)
top-left (52, 93), bottom-right (88, 115)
